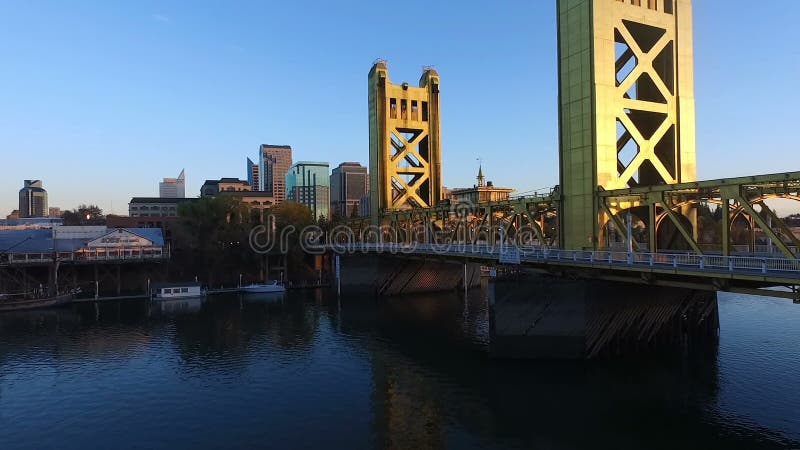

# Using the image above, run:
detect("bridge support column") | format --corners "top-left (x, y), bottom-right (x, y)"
top-left (489, 277), bottom-right (718, 360)
top-left (336, 254), bottom-right (481, 296)
top-left (722, 200), bottom-right (731, 257)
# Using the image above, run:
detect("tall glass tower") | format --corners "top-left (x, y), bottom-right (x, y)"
top-left (286, 162), bottom-right (330, 221)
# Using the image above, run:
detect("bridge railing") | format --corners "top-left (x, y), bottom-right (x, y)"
top-left (325, 243), bottom-right (800, 276)
top-left (1, 247), bottom-right (170, 266)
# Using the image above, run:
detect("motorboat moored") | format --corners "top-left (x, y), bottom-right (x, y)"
top-left (240, 280), bottom-right (286, 293)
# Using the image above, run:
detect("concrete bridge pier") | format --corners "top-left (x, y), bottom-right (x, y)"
top-left (336, 254), bottom-right (482, 296)
top-left (489, 277), bottom-right (719, 360)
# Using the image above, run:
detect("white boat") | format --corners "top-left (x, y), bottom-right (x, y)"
top-left (240, 280), bottom-right (286, 293)
top-left (151, 282), bottom-right (205, 300)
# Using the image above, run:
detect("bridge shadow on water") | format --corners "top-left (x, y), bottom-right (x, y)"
top-left (336, 284), bottom-right (799, 450)
top-left (0, 287), bottom-right (797, 450)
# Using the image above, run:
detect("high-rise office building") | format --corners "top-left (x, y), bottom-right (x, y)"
top-left (19, 180), bottom-right (48, 218)
top-left (247, 157), bottom-right (261, 192)
top-left (159, 169), bottom-right (186, 198)
top-left (258, 145), bottom-right (293, 203)
top-left (330, 162), bottom-right (368, 218)
top-left (286, 162), bottom-right (330, 220)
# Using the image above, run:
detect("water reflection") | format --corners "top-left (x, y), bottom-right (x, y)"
top-left (156, 297), bottom-right (205, 315)
top-left (337, 290), bottom-right (799, 449)
top-left (0, 288), bottom-right (798, 449)
top-left (241, 291), bottom-right (285, 304)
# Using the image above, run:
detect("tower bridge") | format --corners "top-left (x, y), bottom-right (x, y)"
top-left (330, 0), bottom-right (799, 357)
top-left (341, 0), bottom-right (800, 294)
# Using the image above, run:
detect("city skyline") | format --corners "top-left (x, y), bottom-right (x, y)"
top-left (1, 1), bottom-right (799, 216)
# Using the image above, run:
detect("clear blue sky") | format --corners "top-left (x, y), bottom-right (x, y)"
top-left (1, 1), bottom-right (799, 216)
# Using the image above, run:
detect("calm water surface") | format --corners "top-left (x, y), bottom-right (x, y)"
top-left (1, 287), bottom-right (799, 449)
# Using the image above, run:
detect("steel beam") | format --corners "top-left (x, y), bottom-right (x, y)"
top-left (722, 200), bottom-right (731, 257)
top-left (736, 196), bottom-right (797, 260)
top-left (600, 201), bottom-right (641, 252)
top-left (659, 199), bottom-right (704, 255)
top-left (758, 201), bottom-right (800, 249)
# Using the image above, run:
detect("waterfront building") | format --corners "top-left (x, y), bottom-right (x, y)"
top-left (159, 170), bottom-right (186, 198)
top-left (107, 215), bottom-right (180, 245)
top-left (247, 158), bottom-right (261, 192)
top-left (200, 178), bottom-right (252, 197)
top-left (6, 210), bottom-right (20, 220)
top-left (128, 197), bottom-right (196, 217)
top-left (286, 162), bottom-right (330, 220)
top-left (48, 207), bottom-right (62, 218)
top-left (258, 144), bottom-right (293, 203)
top-left (330, 162), bottom-right (368, 218)
top-left (19, 180), bottom-right (48, 218)
top-left (450, 166), bottom-right (514, 204)
top-left (0, 226), bottom-right (165, 255)
top-left (0, 217), bottom-right (63, 231)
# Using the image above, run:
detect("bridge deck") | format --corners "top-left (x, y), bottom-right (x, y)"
top-left (327, 243), bottom-right (800, 299)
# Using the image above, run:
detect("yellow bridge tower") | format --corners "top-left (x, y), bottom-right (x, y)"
top-left (369, 61), bottom-right (442, 217)
top-left (558, 0), bottom-right (697, 249)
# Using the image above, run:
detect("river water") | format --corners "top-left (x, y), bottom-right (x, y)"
top-left (0, 287), bottom-right (798, 449)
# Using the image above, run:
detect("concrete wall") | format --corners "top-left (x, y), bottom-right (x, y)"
top-left (489, 276), bottom-right (719, 359)
top-left (337, 253), bottom-right (481, 296)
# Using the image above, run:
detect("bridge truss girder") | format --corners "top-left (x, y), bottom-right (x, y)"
top-left (348, 172), bottom-right (800, 262)
top-left (599, 171), bottom-right (800, 258)
top-left (347, 195), bottom-right (560, 248)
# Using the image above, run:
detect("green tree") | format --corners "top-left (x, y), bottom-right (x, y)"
top-left (269, 201), bottom-right (319, 284)
top-left (271, 201), bottom-right (314, 230)
top-left (172, 197), bottom-right (259, 287)
top-left (62, 204), bottom-right (105, 225)
top-left (350, 203), bottom-right (361, 219)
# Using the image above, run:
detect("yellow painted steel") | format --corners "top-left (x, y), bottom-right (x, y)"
top-left (598, 171), bottom-right (800, 258)
top-left (368, 61), bottom-right (442, 219)
top-left (557, 0), bottom-right (696, 250)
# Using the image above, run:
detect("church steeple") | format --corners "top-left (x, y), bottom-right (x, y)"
top-left (477, 164), bottom-right (485, 187)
